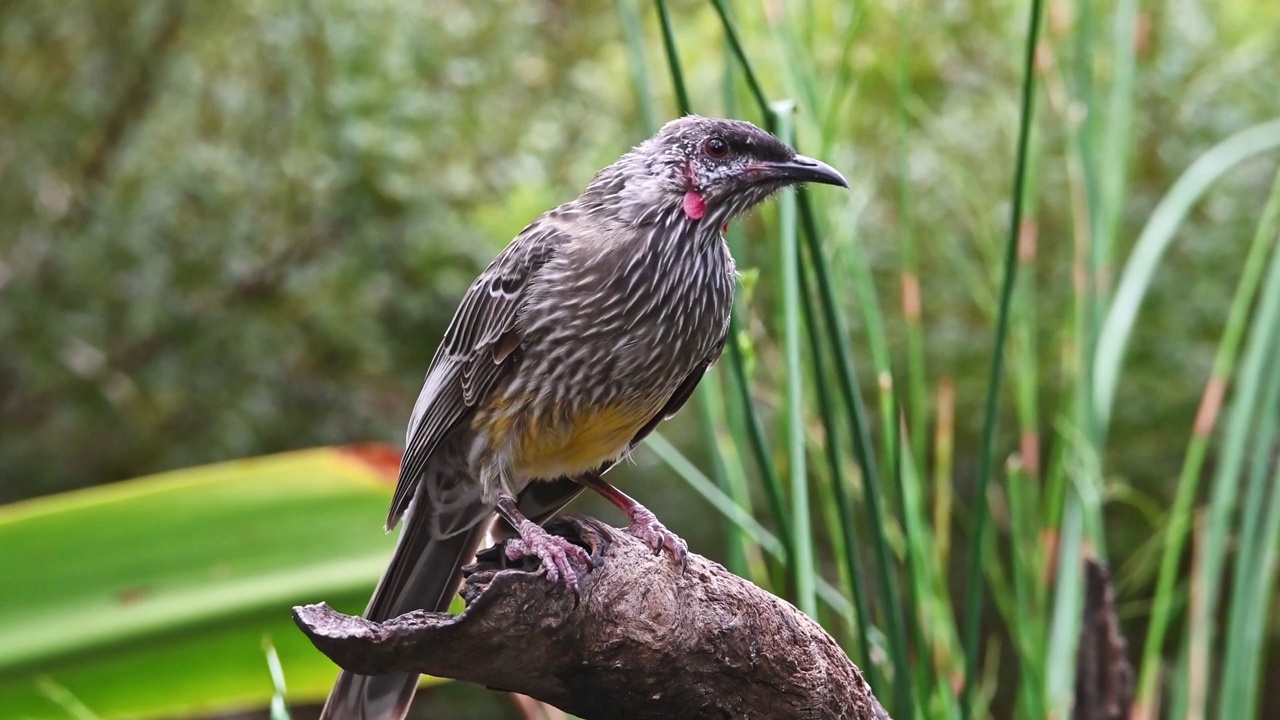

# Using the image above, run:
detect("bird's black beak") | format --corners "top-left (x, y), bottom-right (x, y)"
top-left (757, 154), bottom-right (848, 188)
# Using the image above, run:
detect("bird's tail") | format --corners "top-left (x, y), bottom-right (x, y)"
top-left (318, 500), bottom-right (491, 720)
top-left (318, 476), bottom-right (584, 720)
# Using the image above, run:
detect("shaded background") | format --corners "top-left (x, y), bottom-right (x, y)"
top-left (3, 0), bottom-right (1280, 717)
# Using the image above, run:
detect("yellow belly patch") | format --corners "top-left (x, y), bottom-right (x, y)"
top-left (511, 402), bottom-right (653, 479)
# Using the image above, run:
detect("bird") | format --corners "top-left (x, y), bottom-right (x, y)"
top-left (320, 115), bottom-right (847, 720)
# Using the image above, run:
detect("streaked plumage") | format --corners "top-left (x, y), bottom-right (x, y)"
top-left (321, 115), bottom-right (847, 720)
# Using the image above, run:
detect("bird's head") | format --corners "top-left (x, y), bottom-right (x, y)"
top-left (586, 115), bottom-right (847, 227)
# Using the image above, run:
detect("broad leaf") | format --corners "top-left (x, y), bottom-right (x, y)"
top-left (0, 447), bottom-right (412, 719)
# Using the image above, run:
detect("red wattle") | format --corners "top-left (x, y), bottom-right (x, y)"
top-left (683, 190), bottom-right (706, 220)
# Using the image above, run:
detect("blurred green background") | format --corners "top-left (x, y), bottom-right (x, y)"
top-left (3, 0), bottom-right (1280, 718)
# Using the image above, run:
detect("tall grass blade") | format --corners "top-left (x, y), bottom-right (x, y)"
top-left (798, 200), bottom-right (914, 719)
top-left (960, 0), bottom-right (1045, 713)
top-left (614, 0), bottom-right (658, 135)
top-left (798, 242), bottom-right (879, 684)
top-left (653, 0), bottom-right (690, 115)
top-left (708, 0), bottom-right (771, 129)
top-left (1194, 215), bottom-right (1280, 715)
top-left (699, 373), bottom-right (754, 578)
top-left (1091, 119), bottom-right (1280, 437)
top-left (1217, 316), bottom-right (1280, 719)
top-left (263, 640), bottom-right (291, 720)
top-left (890, 395), bottom-right (949, 714)
top-left (643, 433), bottom-right (855, 617)
top-left (1044, 467), bottom-right (1087, 715)
top-left (645, 432), bottom-right (784, 558)
top-left (1135, 160), bottom-right (1280, 711)
top-left (773, 102), bottom-right (816, 618)
top-left (1097, 0), bottom-right (1139, 265)
top-left (893, 0), bottom-right (928, 467)
top-left (1007, 115), bottom-right (1046, 720)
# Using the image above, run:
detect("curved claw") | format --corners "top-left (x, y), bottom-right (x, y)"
top-left (626, 506), bottom-right (688, 566)
top-left (575, 474), bottom-right (688, 567)
top-left (505, 526), bottom-right (593, 593)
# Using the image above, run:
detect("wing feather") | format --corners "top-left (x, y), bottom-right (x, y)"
top-left (592, 336), bottom-right (727, 479)
top-left (388, 221), bottom-right (571, 528)
top-left (629, 336), bottom-right (725, 449)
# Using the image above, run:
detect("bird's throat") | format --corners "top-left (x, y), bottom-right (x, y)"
top-left (682, 190), bottom-right (706, 221)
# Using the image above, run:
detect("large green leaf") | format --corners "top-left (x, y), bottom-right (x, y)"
top-left (0, 447), bottom-right (410, 719)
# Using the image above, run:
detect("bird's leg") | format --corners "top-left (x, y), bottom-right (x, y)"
top-left (578, 473), bottom-right (688, 564)
top-left (494, 490), bottom-right (593, 591)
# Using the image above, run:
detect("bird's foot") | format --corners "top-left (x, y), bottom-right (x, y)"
top-left (577, 473), bottom-right (688, 565)
top-left (504, 521), bottom-right (594, 591)
top-left (626, 505), bottom-right (688, 565)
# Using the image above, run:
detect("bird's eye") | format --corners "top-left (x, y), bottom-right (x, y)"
top-left (702, 137), bottom-right (729, 159)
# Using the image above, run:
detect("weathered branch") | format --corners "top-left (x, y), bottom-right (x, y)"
top-left (294, 515), bottom-right (889, 720)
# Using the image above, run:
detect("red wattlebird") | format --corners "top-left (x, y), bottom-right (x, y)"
top-left (320, 115), bottom-right (847, 720)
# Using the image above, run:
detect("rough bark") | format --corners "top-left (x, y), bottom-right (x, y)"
top-left (294, 515), bottom-right (889, 720)
top-left (1074, 557), bottom-right (1134, 720)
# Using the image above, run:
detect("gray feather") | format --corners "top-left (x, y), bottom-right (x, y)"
top-left (390, 221), bottom-right (572, 527)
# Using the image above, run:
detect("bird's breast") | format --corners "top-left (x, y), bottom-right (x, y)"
top-left (507, 399), bottom-right (661, 480)
top-left (476, 223), bottom-right (735, 480)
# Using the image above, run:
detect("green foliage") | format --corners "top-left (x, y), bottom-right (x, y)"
top-left (0, 0), bottom-right (625, 500)
top-left (0, 447), bottom-right (413, 719)
top-left (626, 1), bottom-right (1280, 719)
top-left (4, 0), bottom-right (1280, 718)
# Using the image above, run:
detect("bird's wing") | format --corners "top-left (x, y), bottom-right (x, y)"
top-left (627, 335), bottom-right (727, 453)
top-left (387, 221), bottom-right (571, 528)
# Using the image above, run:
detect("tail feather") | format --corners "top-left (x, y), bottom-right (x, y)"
top-left (318, 477), bottom-right (584, 720)
top-left (319, 497), bottom-right (491, 720)
top-left (319, 672), bottom-right (419, 720)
